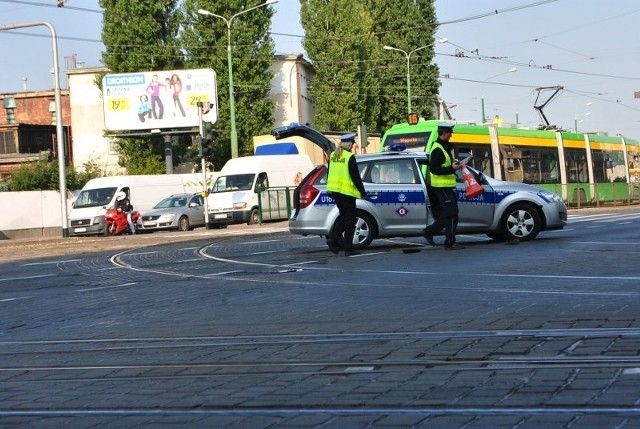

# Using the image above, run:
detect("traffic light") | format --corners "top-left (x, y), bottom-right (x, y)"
top-left (202, 138), bottom-right (214, 158)
top-left (200, 121), bottom-right (217, 160)
top-left (203, 121), bottom-right (214, 138)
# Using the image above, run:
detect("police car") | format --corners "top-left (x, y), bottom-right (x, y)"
top-left (272, 123), bottom-right (568, 250)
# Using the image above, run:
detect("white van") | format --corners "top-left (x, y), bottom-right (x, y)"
top-left (68, 174), bottom-right (206, 236)
top-left (207, 154), bottom-right (314, 226)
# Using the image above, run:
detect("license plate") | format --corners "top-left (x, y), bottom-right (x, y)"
top-left (143, 221), bottom-right (156, 226)
top-left (74, 227), bottom-right (86, 233)
top-left (214, 214), bottom-right (227, 219)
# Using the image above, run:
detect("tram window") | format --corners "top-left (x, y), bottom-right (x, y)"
top-left (566, 150), bottom-right (588, 183)
top-left (520, 149), bottom-right (558, 184)
top-left (457, 146), bottom-right (492, 176)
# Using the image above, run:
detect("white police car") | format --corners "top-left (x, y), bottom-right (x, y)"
top-left (272, 123), bottom-right (568, 250)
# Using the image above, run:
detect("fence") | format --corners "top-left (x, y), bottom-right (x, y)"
top-left (257, 186), bottom-right (293, 224)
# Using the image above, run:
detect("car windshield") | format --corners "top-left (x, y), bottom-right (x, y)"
top-left (154, 196), bottom-right (188, 209)
top-left (211, 174), bottom-right (255, 192)
top-left (73, 187), bottom-right (117, 208)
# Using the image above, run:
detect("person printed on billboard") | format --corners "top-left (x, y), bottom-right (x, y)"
top-left (145, 74), bottom-right (164, 119)
top-left (137, 94), bottom-right (152, 122)
top-left (170, 74), bottom-right (186, 117)
top-left (162, 77), bottom-right (174, 117)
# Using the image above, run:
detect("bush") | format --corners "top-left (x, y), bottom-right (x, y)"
top-left (6, 160), bottom-right (103, 192)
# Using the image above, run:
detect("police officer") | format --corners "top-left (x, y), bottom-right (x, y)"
top-left (423, 124), bottom-right (464, 250)
top-left (326, 133), bottom-right (367, 256)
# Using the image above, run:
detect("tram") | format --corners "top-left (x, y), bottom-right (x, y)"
top-left (381, 120), bottom-right (640, 206)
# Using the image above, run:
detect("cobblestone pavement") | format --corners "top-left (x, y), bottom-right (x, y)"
top-left (1, 208), bottom-right (640, 428)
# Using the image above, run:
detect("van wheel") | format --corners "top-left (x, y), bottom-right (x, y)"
top-left (248, 208), bottom-right (259, 225)
top-left (178, 216), bottom-right (190, 231)
top-left (500, 203), bottom-right (541, 241)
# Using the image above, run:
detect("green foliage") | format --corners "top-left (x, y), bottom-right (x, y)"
top-left (99, 0), bottom-right (183, 73)
top-left (301, 0), bottom-right (380, 133)
top-left (368, 0), bottom-right (440, 126)
top-left (180, 0), bottom-right (276, 162)
top-left (6, 161), bottom-right (103, 192)
top-left (301, 0), bottom-right (439, 133)
top-left (113, 136), bottom-right (166, 174)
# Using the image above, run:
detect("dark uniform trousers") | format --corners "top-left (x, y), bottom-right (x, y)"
top-left (427, 187), bottom-right (459, 245)
top-left (330, 192), bottom-right (357, 252)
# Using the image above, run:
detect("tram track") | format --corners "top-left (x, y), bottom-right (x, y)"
top-left (2, 211), bottom-right (640, 426)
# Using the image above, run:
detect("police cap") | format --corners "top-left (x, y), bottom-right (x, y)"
top-left (438, 122), bottom-right (455, 133)
top-left (437, 123), bottom-right (455, 133)
top-left (340, 132), bottom-right (357, 147)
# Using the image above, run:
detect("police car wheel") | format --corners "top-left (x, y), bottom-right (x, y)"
top-left (500, 203), bottom-right (541, 242)
top-left (351, 211), bottom-right (376, 250)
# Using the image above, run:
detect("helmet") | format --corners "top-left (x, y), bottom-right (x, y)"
top-left (116, 191), bottom-right (126, 201)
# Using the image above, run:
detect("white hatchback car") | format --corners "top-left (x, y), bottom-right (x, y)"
top-left (272, 123), bottom-right (568, 250)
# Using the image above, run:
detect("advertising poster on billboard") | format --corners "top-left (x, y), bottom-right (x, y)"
top-left (102, 68), bottom-right (217, 132)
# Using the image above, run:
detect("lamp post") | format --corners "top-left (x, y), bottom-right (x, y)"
top-left (1, 21), bottom-right (68, 237)
top-left (481, 67), bottom-right (517, 124)
top-left (198, 0), bottom-right (278, 159)
top-left (383, 38), bottom-right (448, 114)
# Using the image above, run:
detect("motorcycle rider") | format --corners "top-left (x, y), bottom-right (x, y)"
top-left (115, 191), bottom-right (137, 234)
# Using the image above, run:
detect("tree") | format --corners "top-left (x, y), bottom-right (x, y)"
top-left (179, 0), bottom-right (276, 165)
top-left (99, 0), bottom-right (187, 173)
top-left (301, 0), bottom-right (380, 133)
top-left (370, 0), bottom-right (440, 127)
top-left (300, 0), bottom-right (440, 134)
top-left (100, 0), bottom-right (183, 73)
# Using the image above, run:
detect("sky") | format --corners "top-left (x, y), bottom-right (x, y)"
top-left (1, 0), bottom-right (639, 139)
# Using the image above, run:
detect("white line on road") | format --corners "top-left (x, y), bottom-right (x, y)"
top-left (76, 282), bottom-right (138, 292)
top-left (21, 259), bottom-right (81, 266)
top-left (0, 274), bottom-right (56, 282)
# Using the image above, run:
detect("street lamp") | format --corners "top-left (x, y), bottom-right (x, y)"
top-left (198, 0), bottom-right (278, 159)
top-left (383, 38), bottom-right (448, 114)
top-left (481, 67), bottom-right (517, 124)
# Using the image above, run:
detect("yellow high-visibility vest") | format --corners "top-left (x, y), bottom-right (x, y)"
top-left (429, 142), bottom-right (456, 188)
top-left (327, 150), bottom-right (361, 198)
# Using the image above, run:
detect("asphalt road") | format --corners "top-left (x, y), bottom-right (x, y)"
top-left (1, 207), bottom-right (640, 428)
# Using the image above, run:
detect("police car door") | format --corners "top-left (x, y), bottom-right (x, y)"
top-left (363, 158), bottom-right (427, 233)
top-left (455, 167), bottom-right (494, 230)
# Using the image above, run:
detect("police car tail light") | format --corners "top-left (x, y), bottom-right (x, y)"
top-left (299, 168), bottom-right (324, 209)
top-left (299, 186), bottom-right (318, 209)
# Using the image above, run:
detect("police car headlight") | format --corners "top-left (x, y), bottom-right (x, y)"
top-left (158, 213), bottom-right (176, 222)
top-left (537, 190), bottom-right (563, 203)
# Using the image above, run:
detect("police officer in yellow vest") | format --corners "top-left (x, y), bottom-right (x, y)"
top-left (423, 124), bottom-right (465, 250)
top-left (327, 133), bottom-right (367, 256)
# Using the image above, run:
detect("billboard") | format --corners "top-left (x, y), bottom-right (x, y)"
top-left (102, 68), bottom-right (217, 132)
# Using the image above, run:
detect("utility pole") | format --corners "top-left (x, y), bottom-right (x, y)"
top-left (197, 102), bottom-right (211, 229)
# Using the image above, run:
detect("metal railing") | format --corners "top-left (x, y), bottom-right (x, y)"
top-left (256, 186), bottom-right (293, 224)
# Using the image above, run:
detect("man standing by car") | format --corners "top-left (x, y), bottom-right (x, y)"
top-left (327, 133), bottom-right (367, 257)
top-left (423, 124), bottom-right (464, 250)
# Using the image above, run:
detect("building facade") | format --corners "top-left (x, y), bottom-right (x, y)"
top-left (0, 90), bottom-right (71, 179)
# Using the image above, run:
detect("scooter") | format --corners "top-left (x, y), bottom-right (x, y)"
top-left (105, 207), bottom-right (140, 236)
